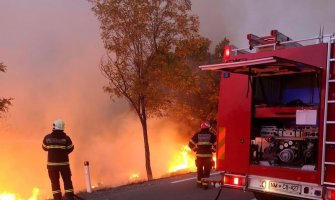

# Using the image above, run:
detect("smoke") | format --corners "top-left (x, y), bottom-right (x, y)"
top-left (191, 0), bottom-right (335, 49)
top-left (0, 1), bottom-right (192, 198)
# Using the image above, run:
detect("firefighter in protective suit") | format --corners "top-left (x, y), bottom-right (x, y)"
top-left (42, 119), bottom-right (74, 200)
top-left (188, 121), bottom-right (216, 189)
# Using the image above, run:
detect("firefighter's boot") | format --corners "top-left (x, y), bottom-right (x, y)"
top-left (64, 192), bottom-right (74, 200)
top-left (202, 181), bottom-right (209, 190)
top-left (53, 192), bottom-right (62, 200)
top-left (196, 180), bottom-right (202, 188)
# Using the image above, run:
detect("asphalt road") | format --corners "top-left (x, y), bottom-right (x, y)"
top-left (78, 172), bottom-right (256, 200)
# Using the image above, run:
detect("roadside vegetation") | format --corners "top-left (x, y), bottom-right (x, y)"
top-left (89, 0), bottom-right (229, 181)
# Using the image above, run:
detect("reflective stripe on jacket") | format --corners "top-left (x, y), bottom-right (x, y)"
top-left (188, 128), bottom-right (216, 158)
top-left (42, 130), bottom-right (74, 166)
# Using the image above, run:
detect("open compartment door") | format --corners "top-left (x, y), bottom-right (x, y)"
top-left (216, 73), bottom-right (251, 173)
top-left (200, 56), bottom-right (321, 76)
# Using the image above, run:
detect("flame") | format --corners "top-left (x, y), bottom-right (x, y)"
top-left (27, 188), bottom-right (39, 200)
top-left (128, 173), bottom-right (140, 183)
top-left (168, 145), bottom-right (196, 173)
top-left (0, 188), bottom-right (39, 200)
top-left (91, 182), bottom-right (103, 189)
top-left (129, 173), bottom-right (140, 181)
top-left (0, 193), bottom-right (17, 200)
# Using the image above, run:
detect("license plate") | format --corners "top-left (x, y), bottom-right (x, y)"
top-left (268, 181), bottom-right (301, 194)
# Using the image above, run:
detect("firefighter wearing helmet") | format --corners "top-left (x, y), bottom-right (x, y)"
top-left (42, 119), bottom-right (74, 200)
top-left (188, 121), bottom-right (217, 189)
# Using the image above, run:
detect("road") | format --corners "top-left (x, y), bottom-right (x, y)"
top-left (78, 172), bottom-right (256, 200)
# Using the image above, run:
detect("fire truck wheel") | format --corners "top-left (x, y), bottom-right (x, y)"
top-left (253, 192), bottom-right (296, 200)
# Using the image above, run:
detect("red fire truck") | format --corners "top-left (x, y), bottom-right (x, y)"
top-left (200, 30), bottom-right (335, 200)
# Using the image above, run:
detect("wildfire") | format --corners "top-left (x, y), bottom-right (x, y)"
top-left (129, 173), bottom-right (140, 182)
top-left (0, 193), bottom-right (17, 200)
top-left (128, 173), bottom-right (140, 183)
top-left (0, 188), bottom-right (39, 200)
top-left (28, 188), bottom-right (39, 200)
top-left (168, 145), bottom-right (196, 173)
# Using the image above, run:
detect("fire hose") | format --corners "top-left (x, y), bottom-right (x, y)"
top-left (214, 187), bottom-right (222, 200)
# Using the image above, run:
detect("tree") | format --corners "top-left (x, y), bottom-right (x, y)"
top-left (167, 38), bottom-right (229, 130)
top-left (90, 0), bottom-right (200, 180)
top-left (0, 63), bottom-right (12, 116)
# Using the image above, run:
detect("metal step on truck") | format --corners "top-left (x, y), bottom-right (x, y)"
top-left (199, 29), bottom-right (335, 200)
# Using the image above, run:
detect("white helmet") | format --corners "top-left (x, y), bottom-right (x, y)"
top-left (53, 119), bottom-right (65, 130)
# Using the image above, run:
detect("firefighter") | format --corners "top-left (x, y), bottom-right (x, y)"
top-left (42, 119), bottom-right (74, 200)
top-left (188, 121), bottom-right (217, 189)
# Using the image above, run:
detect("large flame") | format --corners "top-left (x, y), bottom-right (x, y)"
top-left (0, 193), bottom-right (17, 200)
top-left (0, 188), bottom-right (39, 200)
top-left (168, 145), bottom-right (196, 173)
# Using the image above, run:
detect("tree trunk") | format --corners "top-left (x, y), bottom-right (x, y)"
top-left (141, 116), bottom-right (153, 180)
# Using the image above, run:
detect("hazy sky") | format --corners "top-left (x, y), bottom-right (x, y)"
top-left (192, 0), bottom-right (335, 47)
top-left (1, 0), bottom-right (335, 198)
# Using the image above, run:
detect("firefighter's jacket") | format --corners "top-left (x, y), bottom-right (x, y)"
top-left (188, 128), bottom-right (216, 158)
top-left (42, 130), bottom-right (74, 166)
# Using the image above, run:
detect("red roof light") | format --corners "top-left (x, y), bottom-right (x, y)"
top-left (223, 45), bottom-right (231, 63)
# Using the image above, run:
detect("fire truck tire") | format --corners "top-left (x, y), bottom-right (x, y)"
top-left (253, 192), bottom-right (296, 200)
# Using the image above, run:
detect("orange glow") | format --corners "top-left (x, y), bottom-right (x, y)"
top-left (168, 145), bottom-right (196, 173)
top-left (27, 188), bottom-right (39, 200)
top-left (212, 153), bottom-right (216, 169)
top-left (0, 188), bottom-right (39, 200)
top-left (0, 193), bottom-right (16, 200)
top-left (128, 173), bottom-right (140, 182)
top-left (0, 1), bottom-right (207, 198)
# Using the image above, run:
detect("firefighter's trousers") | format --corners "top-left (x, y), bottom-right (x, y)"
top-left (195, 157), bottom-right (213, 187)
top-left (47, 165), bottom-right (74, 200)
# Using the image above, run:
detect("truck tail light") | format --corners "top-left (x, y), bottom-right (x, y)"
top-left (223, 174), bottom-right (246, 188)
top-left (326, 188), bottom-right (335, 200)
top-left (223, 45), bottom-right (231, 62)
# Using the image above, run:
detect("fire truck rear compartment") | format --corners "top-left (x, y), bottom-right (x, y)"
top-left (250, 72), bottom-right (320, 170)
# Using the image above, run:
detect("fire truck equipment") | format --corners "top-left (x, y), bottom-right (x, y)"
top-left (199, 29), bottom-right (335, 200)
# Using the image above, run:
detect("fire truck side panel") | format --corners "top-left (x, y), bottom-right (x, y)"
top-left (216, 73), bottom-right (251, 173)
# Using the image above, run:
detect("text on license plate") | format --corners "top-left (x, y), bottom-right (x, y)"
top-left (265, 181), bottom-right (301, 194)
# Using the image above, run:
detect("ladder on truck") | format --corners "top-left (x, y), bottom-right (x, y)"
top-left (247, 29), bottom-right (302, 50)
top-left (322, 33), bottom-right (335, 186)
